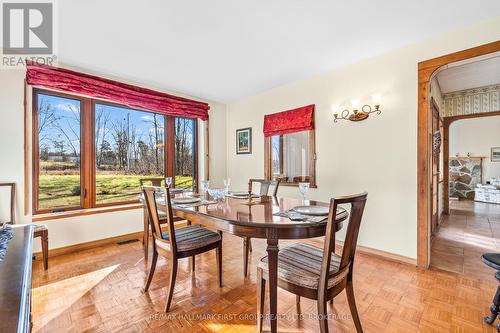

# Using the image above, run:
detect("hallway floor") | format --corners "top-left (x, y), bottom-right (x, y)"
top-left (431, 200), bottom-right (500, 280)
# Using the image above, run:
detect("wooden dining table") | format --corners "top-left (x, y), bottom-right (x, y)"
top-left (156, 194), bottom-right (348, 333)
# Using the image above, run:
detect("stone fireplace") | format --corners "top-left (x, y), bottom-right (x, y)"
top-left (449, 157), bottom-right (482, 199)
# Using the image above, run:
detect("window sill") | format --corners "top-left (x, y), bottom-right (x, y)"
top-left (32, 203), bottom-right (143, 222)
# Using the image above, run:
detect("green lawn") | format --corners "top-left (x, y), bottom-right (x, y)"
top-left (39, 174), bottom-right (193, 209)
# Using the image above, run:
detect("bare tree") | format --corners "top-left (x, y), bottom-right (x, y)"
top-left (95, 107), bottom-right (111, 168)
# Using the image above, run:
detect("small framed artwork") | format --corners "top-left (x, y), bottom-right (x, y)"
top-left (236, 127), bottom-right (252, 154)
top-left (492, 147), bottom-right (500, 162)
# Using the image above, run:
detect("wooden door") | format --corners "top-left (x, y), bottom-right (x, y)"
top-left (430, 102), bottom-right (441, 234)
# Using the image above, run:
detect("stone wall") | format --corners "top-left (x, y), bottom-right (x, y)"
top-left (449, 157), bottom-right (482, 199)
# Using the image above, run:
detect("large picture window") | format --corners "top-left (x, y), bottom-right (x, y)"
top-left (33, 89), bottom-right (198, 214)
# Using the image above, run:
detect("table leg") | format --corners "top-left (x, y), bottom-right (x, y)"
top-left (266, 239), bottom-right (279, 333)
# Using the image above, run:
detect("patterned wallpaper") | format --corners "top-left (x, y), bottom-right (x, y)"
top-left (442, 84), bottom-right (500, 117)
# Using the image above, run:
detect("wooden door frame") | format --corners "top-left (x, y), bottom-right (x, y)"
top-left (417, 40), bottom-right (500, 269)
top-left (430, 97), bottom-right (441, 235)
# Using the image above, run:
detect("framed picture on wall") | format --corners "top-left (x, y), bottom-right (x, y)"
top-left (492, 147), bottom-right (500, 162)
top-left (236, 128), bottom-right (252, 154)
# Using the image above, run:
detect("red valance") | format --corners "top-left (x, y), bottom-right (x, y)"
top-left (26, 61), bottom-right (209, 120)
top-left (263, 104), bottom-right (314, 137)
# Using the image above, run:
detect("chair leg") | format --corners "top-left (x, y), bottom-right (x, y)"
top-left (144, 248), bottom-right (158, 292)
top-left (248, 238), bottom-right (253, 252)
top-left (165, 259), bottom-right (178, 312)
top-left (143, 211), bottom-right (149, 260)
top-left (296, 295), bottom-right (301, 304)
top-left (257, 268), bottom-right (266, 332)
top-left (330, 298), bottom-right (334, 305)
top-left (485, 284), bottom-right (500, 325)
top-left (216, 241), bottom-right (223, 287)
top-left (243, 237), bottom-right (250, 277)
top-left (41, 229), bottom-right (49, 270)
top-left (191, 255), bottom-right (195, 272)
top-left (346, 279), bottom-right (363, 333)
top-left (317, 299), bottom-right (328, 333)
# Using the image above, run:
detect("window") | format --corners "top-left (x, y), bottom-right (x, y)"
top-left (175, 117), bottom-right (197, 189)
top-left (33, 89), bottom-right (198, 214)
top-left (34, 93), bottom-right (82, 211)
top-left (265, 130), bottom-right (316, 187)
top-left (94, 103), bottom-right (165, 205)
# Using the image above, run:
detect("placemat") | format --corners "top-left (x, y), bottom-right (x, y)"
top-left (0, 224), bottom-right (14, 262)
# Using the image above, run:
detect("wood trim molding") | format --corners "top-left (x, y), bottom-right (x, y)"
top-left (32, 221), bottom-right (188, 259)
top-left (308, 238), bottom-right (417, 266)
top-left (417, 40), bottom-right (500, 269)
top-left (24, 80), bottom-right (30, 216)
top-left (32, 204), bottom-right (142, 222)
top-left (204, 119), bottom-right (210, 182)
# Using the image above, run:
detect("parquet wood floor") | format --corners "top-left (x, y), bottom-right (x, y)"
top-left (431, 200), bottom-right (500, 280)
top-left (32, 230), bottom-right (499, 332)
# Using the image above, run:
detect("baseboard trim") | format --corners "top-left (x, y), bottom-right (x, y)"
top-left (34, 225), bottom-right (416, 267)
top-left (308, 238), bottom-right (417, 266)
top-left (33, 221), bottom-right (188, 260)
top-left (33, 231), bottom-right (144, 259)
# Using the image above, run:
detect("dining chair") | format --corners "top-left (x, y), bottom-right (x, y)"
top-left (142, 186), bottom-right (223, 312)
top-left (256, 192), bottom-right (368, 333)
top-left (140, 179), bottom-right (186, 260)
top-left (241, 179), bottom-right (281, 277)
top-left (0, 182), bottom-right (49, 270)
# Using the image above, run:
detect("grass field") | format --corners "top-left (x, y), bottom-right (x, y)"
top-left (38, 174), bottom-right (193, 210)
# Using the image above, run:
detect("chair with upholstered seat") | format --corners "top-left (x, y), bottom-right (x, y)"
top-left (142, 186), bottom-right (223, 312)
top-left (140, 178), bottom-right (186, 260)
top-left (0, 182), bottom-right (48, 270)
top-left (257, 192), bottom-right (368, 333)
top-left (241, 179), bottom-right (280, 277)
top-left (482, 253), bottom-right (500, 332)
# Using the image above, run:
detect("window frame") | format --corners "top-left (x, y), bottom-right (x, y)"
top-left (264, 129), bottom-right (317, 188)
top-left (32, 88), bottom-right (199, 215)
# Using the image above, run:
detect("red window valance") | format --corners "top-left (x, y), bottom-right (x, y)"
top-left (26, 61), bottom-right (209, 120)
top-left (263, 104), bottom-right (314, 137)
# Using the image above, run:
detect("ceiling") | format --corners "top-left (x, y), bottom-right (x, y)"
top-left (57, 1), bottom-right (500, 102)
top-left (436, 54), bottom-right (500, 93)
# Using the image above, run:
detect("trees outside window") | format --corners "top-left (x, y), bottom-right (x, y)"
top-left (33, 89), bottom-right (198, 214)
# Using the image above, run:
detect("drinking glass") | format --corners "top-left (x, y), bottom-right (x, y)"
top-left (298, 182), bottom-right (310, 202)
top-left (223, 178), bottom-right (231, 194)
top-left (201, 180), bottom-right (210, 199)
top-left (165, 177), bottom-right (172, 188)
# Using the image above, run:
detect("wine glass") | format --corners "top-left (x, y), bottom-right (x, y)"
top-left (165, 177), bottom-right (172, 189)
top-left (298, 182), bottom-right (310, 202)
top-left (223, 178), bottom-right (231, 194)
top-left (201, 180), bottom-right (210, 199)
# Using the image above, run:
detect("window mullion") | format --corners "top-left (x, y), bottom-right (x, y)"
top-left (81, 97), bottom-right (94, 209)
top-left (165, 116), bottom-right (175, 185)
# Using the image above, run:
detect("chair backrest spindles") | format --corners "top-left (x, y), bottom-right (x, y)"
top-left (142, 186), bottom-right (177, 253)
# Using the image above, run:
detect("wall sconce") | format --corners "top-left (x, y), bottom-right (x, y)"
top-left (332, 94), bottom-right (382, 123)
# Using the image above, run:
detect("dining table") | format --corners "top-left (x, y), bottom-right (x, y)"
top-left (153, 193), bottom-right (349, 333)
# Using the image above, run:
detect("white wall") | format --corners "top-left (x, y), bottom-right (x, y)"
top-left (226, 17), bottom-right (500, 260)
top-left (450, 116), bottom-right (500, 182)
top-left (0, 67), bottom-right (227, 251)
